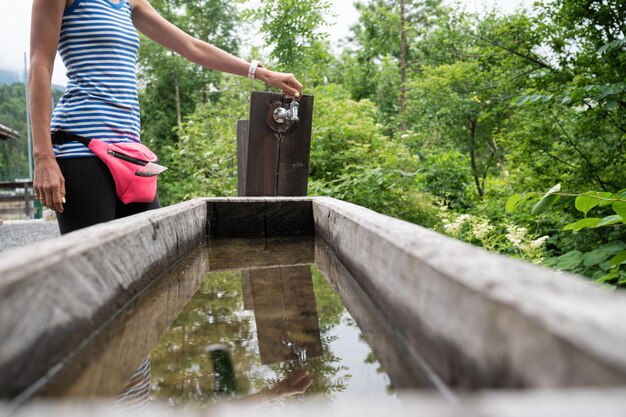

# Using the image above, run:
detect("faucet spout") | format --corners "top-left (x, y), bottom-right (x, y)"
top-left (273, 99), bottom-right (300, 124)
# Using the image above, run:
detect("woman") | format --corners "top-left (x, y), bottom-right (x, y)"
top-left (30, 0), bottom-right (303, 234)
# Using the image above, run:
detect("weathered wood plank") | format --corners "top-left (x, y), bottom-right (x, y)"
top-left (314, 237), bottom-right (448, 393)
top-left (245, 92), bottom-right (283, 196)
top-left (0, 198), bottom-right (208, 398)
top-left (40, 244), bottom-right (210, 398)
top-left (0, 182), bottom-right (32, 190)
top-left (312, 197), bottom-right (626, 388)
top-left (236, 120), bottom-right (249, 197)
top-left (243, 92), bottom-right (313, 197)
top-left (5, 389), bottom-right (626, 417)
top-left (276, 95), bottom-right (314, 196)
top-left (208, 200), bottom-right (314, 238)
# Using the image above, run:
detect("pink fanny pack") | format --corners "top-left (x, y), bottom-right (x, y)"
top-left (51, 130), bottom-right (167, 204)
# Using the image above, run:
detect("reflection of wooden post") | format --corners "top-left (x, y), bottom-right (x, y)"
top-left (247, 266), bottom-right (322, 365)
top-left (237, 92), bottom-right (314, 197)
top-left (241, 270), bottom-right (254, 310)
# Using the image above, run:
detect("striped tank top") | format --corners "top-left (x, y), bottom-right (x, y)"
top-left (51, 0), bottom-right (141, 159)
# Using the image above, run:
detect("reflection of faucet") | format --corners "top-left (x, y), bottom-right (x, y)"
top-left (273, 99), bottom-right (300, 124)
top-left (281, 334), bottom-right (308, 367)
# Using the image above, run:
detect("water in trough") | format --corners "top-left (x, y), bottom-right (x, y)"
top-left (36, 235), bottom-right (447, 411)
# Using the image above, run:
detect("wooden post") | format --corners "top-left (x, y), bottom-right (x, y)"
top-left (23, 182), bottom-right (31, 218)
top-left (237, 92), bottom-right (314, 197)
top-left (236, 120), bottom-right (249, 197)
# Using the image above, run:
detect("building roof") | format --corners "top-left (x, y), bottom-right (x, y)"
top-left (0, 124), bottom-right (21, 141)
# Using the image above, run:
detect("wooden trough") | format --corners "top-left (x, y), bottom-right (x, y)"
top-left (1, 197), bottom-right (626, 414)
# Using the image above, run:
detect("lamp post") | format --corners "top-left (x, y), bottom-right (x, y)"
top-left (23, 52), bottom-right (33, 182)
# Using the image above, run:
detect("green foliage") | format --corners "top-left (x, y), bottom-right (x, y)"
top-left (4, 0), bottom-right (625, 304)
top-left (345, 0), bottom-right (442, 128)
top-left (138, 0), bottom-right (241, 196)
top-left (507, 184), bottom-right (626, 287)
top-left (243, 0), bottom-right (334, 77)
top-left (161, 76), bottom-right (254, 204)
top-left (308, 84), bottom-right (440, 227)
top-left (134, 0), bottom-right (625, 292)
top-left (0, 83), bottom-right (63, 181)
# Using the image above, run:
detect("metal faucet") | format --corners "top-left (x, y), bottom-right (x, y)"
top-left (273, 99), bottom-right (299, 124)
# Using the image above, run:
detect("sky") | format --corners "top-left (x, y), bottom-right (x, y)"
top-left (0, 0), bottom-right (531, 86)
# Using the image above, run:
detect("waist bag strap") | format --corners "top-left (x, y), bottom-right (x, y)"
top-left (51, 130), bottom-right (91, 147)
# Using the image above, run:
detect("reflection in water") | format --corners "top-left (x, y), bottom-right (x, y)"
top-left (245, 266), bottom-right (323, 366)
top-left (37, 237), bottom-right (397, 409)
top-left (113, 356), bottom-right (151, 411)
top-left (148, 239), bottom-right (395, 407)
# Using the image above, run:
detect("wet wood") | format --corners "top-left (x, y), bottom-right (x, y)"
top-left (312, 196), bottom-right (626, 388)
top-left (207, 200), bottom-right (313, 238)
top-left (208, 236), bottom-right (314, 272)
top-left (314, 237), bottom-right (447, 393)
top-left (0, 198), bottom-right (208, 398)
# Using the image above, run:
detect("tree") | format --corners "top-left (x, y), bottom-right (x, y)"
top-left (0, 84), bottom-right (62, 181)
top-left (244, 0), bottom-right (334, 79)
top-left (346, 0), bottom-right (441, 132)
top-left (137, 0), bottom-right (241, 200)
top-left (404, 11), bottom-right (540, 201)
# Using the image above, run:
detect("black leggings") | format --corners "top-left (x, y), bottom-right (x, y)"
top-left (56, 156), bottom-right (160, 235)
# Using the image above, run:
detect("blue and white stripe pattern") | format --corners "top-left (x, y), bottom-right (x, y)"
top-left (113, 355), bottom-right (152, 411)
top-left (51, 0), bottom-right (141, 158)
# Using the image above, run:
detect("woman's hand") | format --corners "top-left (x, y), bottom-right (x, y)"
top-left (256, 68), bottom-right (304, 99)
top-left (267, 369), bottom-right (313, 398)
top-left (34, 155), bottom-right (65, 212)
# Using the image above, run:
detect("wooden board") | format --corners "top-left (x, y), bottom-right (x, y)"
top-left (207, 200), bottom-right (314, 238)
top-left (236, 120), bottom-right (249, 197)
top-left (242, 92), bottom-right (314, 197)
top-left (40, 245), bottom-right (211, 398)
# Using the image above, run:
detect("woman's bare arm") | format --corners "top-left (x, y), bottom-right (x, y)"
top-left (130, 0), bottom-right (303, 97)
top-left (29, 0), bottom-right (67, 212)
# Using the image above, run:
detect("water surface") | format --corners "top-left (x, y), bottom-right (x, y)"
top-left (38, 236), bottom-right (441, 409)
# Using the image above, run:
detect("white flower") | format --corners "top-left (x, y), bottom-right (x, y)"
top-left (444, 223), bottom-right (461, 234)
top-left (456, 214), bottom-right (472, 223)
top-left (506, 225), bottom-right (527, 247)
top-left (443, 214), bottom-right (472, 236)
top-left (530, 236), bottom-right (549, 249)
top-left (473, 220), bottom-right (494, 240)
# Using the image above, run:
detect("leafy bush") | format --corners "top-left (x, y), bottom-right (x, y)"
top-left (309, 84), bottom-right (440, 227)
top-left (507, 185), bottom-right (626, 287)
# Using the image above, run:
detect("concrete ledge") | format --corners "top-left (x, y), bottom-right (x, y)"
top-left (312, 197), bottom-right (626, 388)
top-left (0, 198), bottom-right (208, 397)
